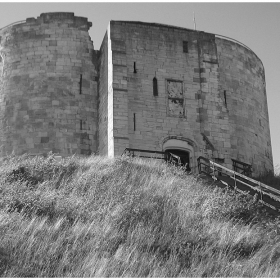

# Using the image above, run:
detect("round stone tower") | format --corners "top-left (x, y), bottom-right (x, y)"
top-left (215, 36), bottom-right (273, 174)
top-left (0, 12), bottom-right (98, 157)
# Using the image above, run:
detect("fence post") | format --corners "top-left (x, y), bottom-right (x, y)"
top-left (212, 161), bottom-right (216, 179)
top-left (233, 171), bottom-right (237, 192)
top-left (259, 181), bottom-right (263, 203)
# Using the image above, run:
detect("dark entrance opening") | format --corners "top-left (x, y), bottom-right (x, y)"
top-left (165, 149), bottom-right (191, 171)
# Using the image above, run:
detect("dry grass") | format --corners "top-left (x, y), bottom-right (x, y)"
top-left (0, 153), bottom-right (279, 277)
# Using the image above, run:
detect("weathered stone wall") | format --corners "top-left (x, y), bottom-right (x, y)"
top-left (196, 32), bottom-right (232, 168)
top-left (110, 24), bottom-right (129, 156)
top-left (98, 31), bottom-right (109, 156)
top-left (216, 37), bottom-right (273, 174)
top-left (109, 21), bottom-right (206, 172)
top-left (107, 23), bottom-right (114, 158)
top-left (98, 24), bottom-right (115, 157)
top-left (105, 21), bottom-right (273, 175)
top-left (0, 12), bottom-right (98, 157)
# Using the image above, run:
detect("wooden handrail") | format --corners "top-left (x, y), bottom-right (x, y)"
top-left (197, 156), bottom-right (280, 196)
top-left (123, 148), bottom-right (165, 155)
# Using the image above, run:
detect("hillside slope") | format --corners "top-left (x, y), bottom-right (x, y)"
top-left (0, 154), bottom-right (279, 277)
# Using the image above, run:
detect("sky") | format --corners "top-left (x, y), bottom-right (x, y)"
top-left (0, 2), bottom-right (279, 170)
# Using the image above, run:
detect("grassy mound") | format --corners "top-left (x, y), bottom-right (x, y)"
top-left (0, 154), bottom-right (279, 277)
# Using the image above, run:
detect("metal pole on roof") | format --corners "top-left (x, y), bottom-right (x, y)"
top-left (193, 11), bottom-right (196, 31)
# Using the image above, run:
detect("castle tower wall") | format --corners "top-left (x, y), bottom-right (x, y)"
top-left (98, 31), bottom-right (109, 156)
top-left (98, 24), bottom-right (114, 157)
top-left (103, 21), bottom-right (273, 175)
top-left (216, 37), bottom-right (273, 174)
top-left (107, 21), bottom-right (206, 172)
top-left (0, 13), bottom-right (98, 157)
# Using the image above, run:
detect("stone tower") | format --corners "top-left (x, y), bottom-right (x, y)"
top-left (0, 13), bottom-right (98, 157)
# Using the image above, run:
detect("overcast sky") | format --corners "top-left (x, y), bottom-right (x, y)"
top-left (0, 2), bottom-right (280, 170)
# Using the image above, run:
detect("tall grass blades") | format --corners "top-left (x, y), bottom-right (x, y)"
top-left (0, 154), bottom-right (279, 277)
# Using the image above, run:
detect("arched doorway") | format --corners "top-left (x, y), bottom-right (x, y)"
top-left (165, 149), bottom-right (191, 171)
top-left (162, 137), bottom-right (196, 172)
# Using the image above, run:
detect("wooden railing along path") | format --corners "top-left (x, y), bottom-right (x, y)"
top-left (197, 156), bottom-right (280, 212)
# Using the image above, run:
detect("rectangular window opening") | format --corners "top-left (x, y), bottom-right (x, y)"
top-left (153, 77), bottom-right (158, 96)
top-left (214, 158), bottom-right (225, 164)
top-left (167, 80), bottom-right (184, 117)
top-left (183, 41), bottom-right (188, 53)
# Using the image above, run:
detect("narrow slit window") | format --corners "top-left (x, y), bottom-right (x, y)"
top-left (80, 120), bottom-right (83, 130)
top-left (133, 113), bottom-right (136, 131)
top-left (133, 62), bottom-right (137, 73)
top-left (79, 74), bottom-right (82, 94)
top-left (183, 41), bottom-right (188, 53)
top-left (224, 90), bottom-right (227, 107)
top-left (153, 77), bottom-right (158, 96)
